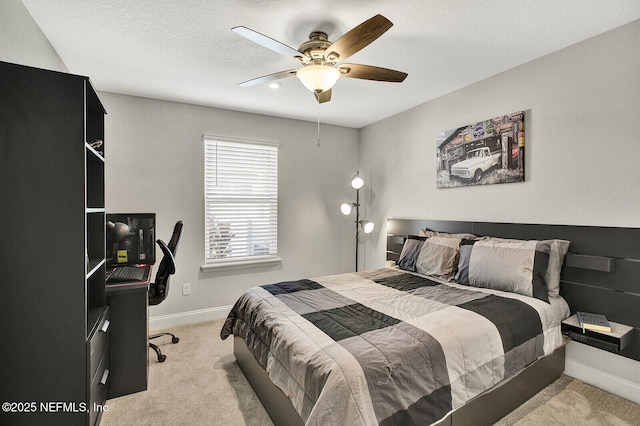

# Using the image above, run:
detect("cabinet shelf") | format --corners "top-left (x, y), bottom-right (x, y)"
top-left (85, 142), bottom-right (105, 162)
top-left (86, 145), bottom-right (105, 210)
top-left (87, 207), bottom-right (106, 214)
top-left (87, 258), bottom-right (106, 279)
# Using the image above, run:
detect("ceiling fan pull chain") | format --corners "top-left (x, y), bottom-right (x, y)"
top-left (317, 98), bottom-right (321, 147)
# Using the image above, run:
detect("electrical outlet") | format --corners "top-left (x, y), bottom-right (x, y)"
top-left (182, 283), bottom-right (191, 296)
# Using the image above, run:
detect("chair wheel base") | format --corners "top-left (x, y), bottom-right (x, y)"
top-left (149, 342), bottom-right (168, 363)
top-left (149, 333), bottom-right (179, 362)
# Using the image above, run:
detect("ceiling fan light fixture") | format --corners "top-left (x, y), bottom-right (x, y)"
top-left (296, 65), bottom-right (340, 93)
top-left (234, 15), bottom-right (406, 104)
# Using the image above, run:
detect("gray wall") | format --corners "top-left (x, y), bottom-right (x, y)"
top-left (359, 19), bottom-right (640, 403)
top-left (100, 92), bottom-right (360, 325)
top-left (0, 0), bottom-right (67, 72)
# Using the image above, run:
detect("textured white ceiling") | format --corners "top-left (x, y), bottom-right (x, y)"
top-left (21, 0), bottom-right (640, 128)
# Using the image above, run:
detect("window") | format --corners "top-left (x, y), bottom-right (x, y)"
top-left (203, 135), bottom-right (279, 268)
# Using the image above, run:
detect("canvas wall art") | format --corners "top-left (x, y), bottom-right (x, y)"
top-left (436, 111), bottom-right (525, 188)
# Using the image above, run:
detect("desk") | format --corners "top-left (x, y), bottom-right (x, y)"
top-left (106, 265), bottom-right (152, 399)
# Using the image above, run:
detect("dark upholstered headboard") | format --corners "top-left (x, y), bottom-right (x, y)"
top-left (386, 219), bottom-right (640, 361)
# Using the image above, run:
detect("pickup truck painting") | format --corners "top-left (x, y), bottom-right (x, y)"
top-left (436, 111), bottom-right (525, 188)
top-left (450, 147), bottom-right (501, 182)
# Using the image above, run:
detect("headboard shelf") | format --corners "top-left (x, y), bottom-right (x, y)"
top-left (386, 218), bottom-right (640, 361)
top-left (564, 254), bottom-right (614, 272)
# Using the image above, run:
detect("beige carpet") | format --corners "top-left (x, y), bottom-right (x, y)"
top-left (101, 319), bottom-right (272, 426)
top-left (496, 374), bottom-right (640, 425)
top-left (102, 319), bottom-right (640, 426)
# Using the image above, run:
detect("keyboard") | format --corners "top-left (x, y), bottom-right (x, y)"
top-left (109, 266), bottom-right (147, 282)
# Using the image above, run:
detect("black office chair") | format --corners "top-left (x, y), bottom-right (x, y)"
top-left (148, 220), bottom-right (184, 362)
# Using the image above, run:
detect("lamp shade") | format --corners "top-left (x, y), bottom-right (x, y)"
top-left (362, 220), bottom-right (375, 234)
top-left (296, 65), bottom-right (341, 93)
top-left (107, 221), bottom-right (130, 241)
top-left (341, 202), bottom-right (355, 215)
top-left (350, 172), bottom-right (364, 189)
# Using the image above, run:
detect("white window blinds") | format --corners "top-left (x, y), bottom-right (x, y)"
top-left (204, 136), bottom-right (278, 264)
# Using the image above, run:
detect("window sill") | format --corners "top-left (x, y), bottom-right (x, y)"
top-left (200, 256), bottom-right (282, 272)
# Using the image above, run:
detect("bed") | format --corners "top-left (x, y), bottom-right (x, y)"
top-left (221, 219), bottom-right (640, 425)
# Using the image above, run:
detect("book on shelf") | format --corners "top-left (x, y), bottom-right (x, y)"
top-left (576, 311), bottom-right (612, 333)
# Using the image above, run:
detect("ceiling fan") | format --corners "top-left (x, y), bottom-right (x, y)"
top-left (232, 14), bottom-right (408, 103)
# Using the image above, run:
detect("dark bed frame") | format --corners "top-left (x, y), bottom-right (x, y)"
top-left (234, 219), bottom-right (640, 425)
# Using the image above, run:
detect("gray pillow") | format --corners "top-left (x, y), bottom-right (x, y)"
top-left (420, 228), bottom-right (478, 240)
top-left (454, 241), bottom-right (476, 284)
top-left (545, 240), bottom-right (570, 298)
top-left (465, 239), bottom-right (550, 303)
top-left (415, 236), bottom-right (462, 280)
top-left (482, 237), bottom-right (570, 299)
top-left (397, 236), bottom-right (426, 272)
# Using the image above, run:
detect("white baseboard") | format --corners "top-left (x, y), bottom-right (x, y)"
top-left (565, 356), bottom-right (640, 405)
top-left (149, 305), bottom-right (232, 331)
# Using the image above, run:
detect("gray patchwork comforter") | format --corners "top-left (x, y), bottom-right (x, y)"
top-left (221, 268), bottom-right (569, 425)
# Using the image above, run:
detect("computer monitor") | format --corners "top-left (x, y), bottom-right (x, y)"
top-left (106, 213), bottom-right (156, 266)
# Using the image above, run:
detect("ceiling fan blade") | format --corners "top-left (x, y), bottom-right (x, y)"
top-left (338, 64), bottom-right (407, 82)
top-left (315, 89), bottom-right (332, 103)
top-left (232, 26), bottom-right (308, 60)
top-left (238, 70), bottom-right (297, 87)
top-left (326, 15), bottom-right (393, 62)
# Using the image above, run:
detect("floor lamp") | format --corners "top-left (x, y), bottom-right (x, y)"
top-left (341, 171), bottom-right (374, 272)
